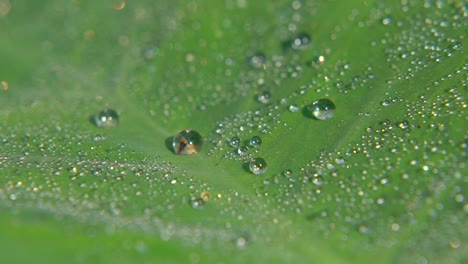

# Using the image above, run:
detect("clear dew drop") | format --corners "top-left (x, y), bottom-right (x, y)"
top-left (249, 136), bottom-right (262, 148)
top-left (92, 109), bottom-right (119, 128)
top-left (290, 33), bottom-right (312, 50)
top-left (257, 91), bottom-right (271, 104)
top-left (309, 55), bottom-right (325, 68)
top-left (288, 104), bottom-right (300, 112)
top-left (249, 157), bottom-right (268, 175)
top-left (247, 52), bottom-right (266, 68)
top-left (172, 129), bottom-right (203, 155)
top-left (236, 146), bottom-right (249, 155)
top-left (189, 196), bottom-right (205, 209)
top-left (306, 99), bottom-right (336, 120)
top-left (228, 136), bottom-right (241, 147)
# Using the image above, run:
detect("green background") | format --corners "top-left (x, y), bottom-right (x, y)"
top-left (0, 0), bottom-right (466, 263)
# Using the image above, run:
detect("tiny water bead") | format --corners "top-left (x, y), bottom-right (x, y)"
top-left (306, 99), bottom-right (336, 120)
top-left (172, 129), bottom-right (203, 155)
top-left (92, 109), bottom-right (119, 128)
top-left (257, 91), bottom-right (271, 104)
top-left (249, 158), bottom-right (268, 175)
top-left (249, 136), bottom-right (262, 148)
top-left (228, 136), bottom-right (241, 147)
top-left (290, 33), bottom-right (312, 50)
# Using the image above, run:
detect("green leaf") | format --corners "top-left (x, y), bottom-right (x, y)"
top-left (0, 0), bottom-right (466, 263)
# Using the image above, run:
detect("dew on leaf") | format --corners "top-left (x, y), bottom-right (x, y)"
top-left (236, 146), bottom-right (249, 155)
top-left (249, 157), bottom-right (267, 175)
top-left (228, 136), bottom-right (241, 147)
top-left (247, 52), bottom-right (266, 68)
top-left (249, 136), bottom-right (262, 148)
top-left (172, 129), bottom-right (203, 155)
top-left (92, 109), bottom-right (119, 128)
top-left (189, 196), bottom-right (205, 209)
top-left (288, 104), bottom-right (300, 112)
top-left (257, 91), bottom-right (271, 104)
top-left (306, 99), bottom-right (336, 120)
top-left (290, 33), bottom-right (312, 50)
top-left (309, 55), bottom-right (325, 68)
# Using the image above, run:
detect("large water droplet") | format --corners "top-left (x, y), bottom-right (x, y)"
top-left (92, 109), bottom-right (119, 128)
top-left (306, 99), bottom-right (336, 120)
top-left (249, 158), bottom-right (268, 175)
top-left (172, 130), bottom-right (203, 155)
top-left (247, 52), bottom-right (266, 68)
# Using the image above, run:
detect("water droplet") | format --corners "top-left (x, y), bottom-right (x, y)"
top-left (235, 235), bottom-right (249, 248)
top-left (257, 91), bottom-right (271, 104)
top-left (249, 136), bottom-right (262, 147)
top-left (381, 100), bottom-right (391, 106)
top-left (92, 109), bottom-right (119, 128)
top-left (189, 196), bottom-right (205, 208)
top-left (288, 104), bottom-right (300, 112)
top-left (290, 33), bottom-right (311, 50)
top-left (249, 158), bottom-right (267, 175)
top-left (382, 17), bottom-right (392, 26)
top-left (309, 55), bottom-right (325, 67)
top-left (172, 130), bottom-right (203, 155)
top-left (306, 99), bottom-right (336, 120)
top-left (228, 136), bottom-right (240, 147)
top-left (247, 52), bottom-right (266, 68)
top-left (236, 146), bottom-right (249, 155)
top-left (397, 120), bottom-right (410, 130)
top-left (312, 176), bottom-right (324, 186)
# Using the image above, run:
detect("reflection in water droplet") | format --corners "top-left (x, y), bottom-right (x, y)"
top-left (92, 109), bottom-right (119, 128)
top-left (236, 146), bottom-right (249, 155)
top-left (229, 136), bottom-right (241, 147)
top-left (306, 99), bottom-right (336, 120)
top-left (189, 196), bottom-right (205, 208)
top-left (288, 104), bottom-right (300, 112)
top-left (172, 130), bottom-right (203, 155)
top-left (249, 136), bottom-right (262, 148)
top-left (249, 158), bottom-right (267, 174)
top-left (290, 33), bottom-right (311, 50)
top-left (257, 91), bottom-right (271, 104)
top-left (247, 52), bottom-right (266, 68)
